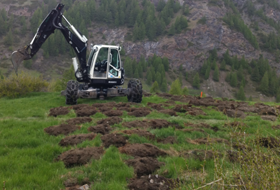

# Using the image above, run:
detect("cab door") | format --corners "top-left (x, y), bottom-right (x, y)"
top-left (108, 48), bottom-right (121, 79)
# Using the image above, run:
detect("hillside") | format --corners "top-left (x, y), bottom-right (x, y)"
top-left (1, 0), bottom-right (280, 100)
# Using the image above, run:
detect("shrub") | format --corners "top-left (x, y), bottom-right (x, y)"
top-left (0, 72), bottom-right (48, 98)
top-left (51, 65), bottom-right (76, 92)
top-left (150, 81), bottom-right (160, 93)
top-left (169, 79), bottom-right (182, 95)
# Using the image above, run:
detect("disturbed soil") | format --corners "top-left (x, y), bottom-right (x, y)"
top-left (119, 143), bottom-right (167, 158)
top-left (125, 157), bottom-right (164, 177)
top-left (88, 124), bottom-right (112, 135)
top-left (128, 108), bottom-right (151, 117)
top-left (121, 129), bottom-right (156, 140)
top-left (187, 138), bottom-right (229, 145)
top-left (55, 147), bottom-right (104, 167)
top-left (97, 116), bottom-right (123, 125)
top-left (103, 110), bottom-right (123, 117)
top-left (75, 107), bottom-right (98, 117)
top-left (44, 124), bottom-right (80, 136)
top-left (101, 133), bottom-right (128, 148)
top-left (49, 106), bottom-right (70, 117)
top-left (59, 133), bottom-right (96, 146)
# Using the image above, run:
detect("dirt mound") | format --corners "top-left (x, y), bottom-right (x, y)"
top-left (101, 133), bottom-right (127, 148)
top-left (149, 119), bottom-right (171, 129)
top-left (97, 117), bottom-right (123, 125)
top-left (49, 106), bottom-right (70, 117)
top-left (119, 143), bottom-right (167, 157)
top-left (121, 129), bottom-right (156, 140)
top-left (88, 124), bottom-right (112, 135)
top-left (157, 136), bottom-right (177, 144)
top-left (128, 175), bottom-right (179, 190)
top-left (56, 147), bottom-right (104, 167)
top-left (261, 115), bottom-right (277, 121)
top-left (186, 107), bottom-right (206, 116)
top-left (44, 124), bottom-right (80, 136)
top-left (75, 107), bottom-right (98, 117)
top-left (128, 108), bottom-right (151, 117)
top-left (115, 102), bottom-right (135, 108)
top-left (125, 157), bottom-right (164, 177)
top-left (181, 150), bottom-right (218, 161)
top-left (158, 109), bottom-right (177, 116)
top-left (66, 117), bottom-right (92, 125)
top-left (187, 138), bottom-right (229, 145)
top-left (64, 177), bottom-right (90, 189)
top-left (147, 102), bottom-right (164, 111)
top-left (236, 105), bottom-right (257, 113)
top-left (72, 104), bottom-right (92, 111)
top-left (93, 102), bottom-right (117, 107)
top-left (59, 133), bottom-right (96, 146)
top-left (103, 110), bottom-right (123, 117)
top-left (98, 106), bottom-right (113, 113)
top-left (156, 93), bottom-right (173, 99)
top-left (122, 120), bottom-right (150, 128)
top-left (117, 107), bottom-right (138, 112)
top-left (143, 91), bottom-right (152, 97)
top-left (173, 105), bottom-right (191, 112)
top-left (227, 150), bottom-right (239, 163)
top-left (257, 137), bottom-right (280, 148)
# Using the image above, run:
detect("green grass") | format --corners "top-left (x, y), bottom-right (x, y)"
top-left (1, 92), bottom-right (280, 189)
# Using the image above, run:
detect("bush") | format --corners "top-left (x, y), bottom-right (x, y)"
top-left (51, 65), bottom-right (76, 92)
top-left (0, 72), bottom-right (48, 98)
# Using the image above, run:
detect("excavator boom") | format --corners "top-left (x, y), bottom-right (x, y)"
top-left (11, 3), bottom-right (88, 81)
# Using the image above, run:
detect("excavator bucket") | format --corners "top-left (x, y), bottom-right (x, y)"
top-left (11, 46), bottom-right (31, 74)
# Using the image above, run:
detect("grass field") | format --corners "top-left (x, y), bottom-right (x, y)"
top-left (1, 92), bottom-right (280, 189)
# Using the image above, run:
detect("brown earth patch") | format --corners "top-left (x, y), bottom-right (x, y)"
top-left (75, 107), bottom-right (98, 117)
top-left (184, 122), bottom-right (218, 132)
top-left (261, 115), bottom-right (277, 121)
top-left (272, 125), bottom-right (280, 130)
top-left (157, 136), bottom-right (177, 144)
top-left (173, 105), bottom-right (192, 112)
top-left (181, 150), bottom-right (218, 161)
top-left (103, 110), bottom-right (123, 117)
top-left (56, 147), bottom-right (104, 167)
top-left (147, 102), bottom-right (165, 111)
top-left (158, 109), bottom-right (177, 116)
top-left (122, 120), bottom-right (150, 128)
top-left (88, 124), bottom-right (112, 135)
top-left (143, 91), bottom-right (152, 97)
top-left (224, 109), bottom-right (245, 118)
top-left (66, 117), bottom-right (92, 125)
top-left (119, 143), bottom-right (167, 157)
top-left (128, 108), bottom-right (151, 117)
top-left (117, 107), bottom-right (138, 112)
top-left (101, 133), bottom-right (128, 148)
top-left (224, 121), bottom-right (248, 129)
top-left (44, 124), bottom-right (80, 136)
top-left (121, 129), bottom-right (156, 140)
top-left (98, 106), bottom-right (113, 113)
top-left (49, 106), bottom-right (70, 117)
top-left (257, 137), bottom-right (280, 148)
top-left (128, 175), bottom-right (179, 190)
top-left (186, 108), bottom-right (206, 116)
top-left (93, 102), bottom-right (117, 107)
top-left (59, 133), bottom-right (96, 146)
top-left (125, 157), bottom-right (164, 177)
top-left (64, 177), bottom-right (90, 188)
top-left (156, 93), bottom-right (173, 99)
top-left (187, 138), bottom-right (229, 145)
top-left (72, 104), bottom-right (92, 111)
top-left (165, 100), bottom-right (175, 104)
top-left (149, 119), bottom-right (175, 129)
top-left (115, 102), bottom-right (136, 108)
top-left (97, 116), bottom-right (123, 125)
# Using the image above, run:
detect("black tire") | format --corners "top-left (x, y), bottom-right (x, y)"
top-left (127, 78), bottom-right (142, 103)
top-left (66, 80), bottom-right (78, 105)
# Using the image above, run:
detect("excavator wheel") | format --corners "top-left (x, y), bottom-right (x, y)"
top-left (66, 80), bottom-right (78, 105)
top-left (127, 79), bottom-right (142, 103)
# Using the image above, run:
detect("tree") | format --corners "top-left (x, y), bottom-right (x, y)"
top-left (230, 73), bottom-right (237, 87)
top-left (150, 81), bottom-right (160, 93)
top-left (146, 70), bottom-right (152, 85)
top-left (251, 66), bottom-right (260, 82)
top-left (161, 78), bottom-right (168, 92)
top-left (223, 50), bottom-right (231, 65)
top-left (237, 66), bottom-right (243, 81)
top-left (259, 71), bottom-right (269, 95)
top-left (192, 73), bottom-right (200, 89)
top-left (169, 79), bottom-right (182, 95)
top-left (213, 66), bottom-right (219, 81)
top-left (236, 85), bottom-right (246, 101)
top-left (220, 60), bottom-right (226, 71)
top-left (205, 66), bottom-right (211, 80)
top-left (182, 87), bottom-right (188, 95)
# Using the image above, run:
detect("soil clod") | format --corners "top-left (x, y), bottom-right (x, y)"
top-left (103, 110), bottom-right (123, 117)
top-left (187, 138), bottom-right (229, 145)
top-left (157, 136), bottom-right (177, 144)
top-left (56, 147), bottom-right (104, 167)
top-left (59, 133), bottom-right (96, 146)
top-left (44, 124), bottom-right (80, 136)
top-left (119, 143), bottom-right (167, 157)
top-left (122, 120), bottom-right (150, 128)
top-left (158, 109), bottom-right (177, 116)
top-left (125, 157), bottom-right (164, 177)
top-left (128, 108), bottom-right (151, 117)
top-left (97, 117), bottom-right (123, 125)
top-left (101, 133), bottom-right (127, 148)
top-left (75, 107), bottom-right (98, 117)
top-left (88, 124), bottom-right (112, 135)
top-left (257, 137), bottom-right (280, 148)
top-left (49, 106), bottom-right (70, 117)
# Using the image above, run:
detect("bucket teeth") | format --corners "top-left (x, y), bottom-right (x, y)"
top-left (11, 46), bottom-right (31, 74)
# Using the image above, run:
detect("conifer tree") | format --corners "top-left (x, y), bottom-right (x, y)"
top-left (213, 65), bottom-right (219, 81)
top-left (146, 70), bottom-right (152, 85)
top-left (230, 73), bottom-right (237, 87)
top-left (182, 87), bottom-right (188, 95)
top-left (192, 73), bottom-right (200, 89)
top-left (150, 81), bottom-right (160, 93)
top-left (223, 50), bottom-right (231, 65)
top-left (162, 57), bottom-right (169, 71)
top-left (220, 60), bottom-right (226, 71)
top-left (259, 71), bottom-right (269, 95)
top-left (161, 78), bottom-right (168, 92)
top-left (205, 66), bottom-right (211, 80)
top-left (251, 66), bottom-right (260, 82)
top-left (169, 79), bottom-right (182, 95)
top-left (237, 66), bottom-right (243, 81)
top-left (155, 72), bottom-right (162, 86)
top-left (211, 60), bottom-right (217, 70)
top-left (236, 85), bottom-right (246, 101)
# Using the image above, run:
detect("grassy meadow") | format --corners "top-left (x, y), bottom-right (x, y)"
top-left (1, 92), bottom-right (280, 189)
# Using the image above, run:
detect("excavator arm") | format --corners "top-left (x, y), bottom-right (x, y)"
top-left (11, 3), bottom-right (88, 82)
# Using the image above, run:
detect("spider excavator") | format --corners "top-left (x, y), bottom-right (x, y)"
top-left (11, 3), bottom-right (142, 105)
